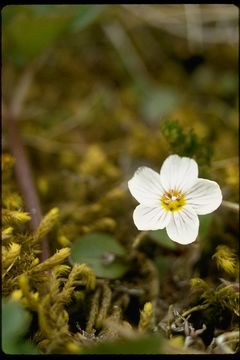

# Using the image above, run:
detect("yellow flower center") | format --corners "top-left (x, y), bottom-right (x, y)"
top-left (160, 189), bottom-right (186, 212)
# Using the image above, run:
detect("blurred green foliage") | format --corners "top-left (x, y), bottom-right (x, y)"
top-left (81, 334), bottom-right (163, 354)
top-left (2, 5), bottom-right (106, 65)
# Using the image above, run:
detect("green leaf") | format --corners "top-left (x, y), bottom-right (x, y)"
top-left (3, 8), bottom-right (72, 64)
top-left (70, 232), bottom-right (128, 279)
top-left (81, 334), bottom-right (163, 354)
top-left (70, 5), bottom-right (106, 32)
top-left (154, 255), bottom-right (171, 280)
top-left (2, 298), bottom-right (38, 354)
top-left (3, 340), bottom-right (38, 355)
top-left (149, 229), bottom-right (176, 250)
top-left (2, 298), bottom-right (31, 341)
top-left (199, 214), bottom-right (213, 240)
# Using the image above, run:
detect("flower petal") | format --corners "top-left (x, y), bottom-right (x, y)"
top-left (166, 206), bottom-right (199, 244)
top-left (128, 167), bottom-right (164, 206)
top-left (133, 204), bottom-right (171, 230)
top-left (185, 178), bottom-right (222, 215)
top-left (160, 154), bottom-right (198, 192)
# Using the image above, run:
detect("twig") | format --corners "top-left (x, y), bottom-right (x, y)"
top-left (3, 58), bottom-right (50, 262)
top-left (10, 54), bottom-right (47, 120)
top-left (184, 4), bottom-right (203, 52)
top-left (222, 200), bottom-right (239, 213)
top-left (10, 66), bottom-right (35, 119)
top-left (103, 21), bottom-right (151, 87)
top-left (122, 5), bottom-right (238, 44)
top-left (212, 157), bottom-right (238, 169)
top-left (4, 110), bottom-right (50, 262)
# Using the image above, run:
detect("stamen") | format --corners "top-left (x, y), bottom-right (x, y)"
top-left (160, 189), bottom-right (186, 212)
top-left (164, 199), bottom-right (171, 204)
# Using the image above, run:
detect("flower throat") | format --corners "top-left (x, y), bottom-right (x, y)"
top-left (161, 189), bottom-right (186, 212)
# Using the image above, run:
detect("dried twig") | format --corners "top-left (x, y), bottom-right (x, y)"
top-left (3, 57), bottom-right (50, 262)
top-left (222, 200), bottom-right (239, 213)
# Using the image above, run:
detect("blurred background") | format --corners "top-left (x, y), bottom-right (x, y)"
top-left (2, 4), bottom-right (239, 354)
top-left (2, 3), bottom-right (238, 229)
top-left (2, 4), bottom-right (239, 203)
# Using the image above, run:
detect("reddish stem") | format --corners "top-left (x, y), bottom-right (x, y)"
top-left (4, 111), bottom-right (50, 262)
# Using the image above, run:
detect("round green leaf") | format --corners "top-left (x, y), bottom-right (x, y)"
top-left (2, 299), bottom-right (38, 354)
top-left (70, 233), bottom-right (128, 279)
top-left (149, 229), bottom-right (176, 250)
top-left (2, 299), bottom-right (31, 341)
top-left (199, 213), bottom-right (213, 240)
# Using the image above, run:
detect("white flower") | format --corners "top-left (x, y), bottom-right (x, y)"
top-left (128, 154), bottom-right (222, 245)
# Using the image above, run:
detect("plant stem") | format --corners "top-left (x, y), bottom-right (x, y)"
top-left (181, 303), bottom-right (209, 318)
top-left (4, 111), bottom-right (50, 262)
top-left (3, 57), bottom-right (50, 262)
top-left (222, 200), bottom-right (239, 212)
